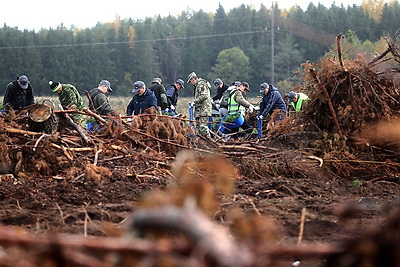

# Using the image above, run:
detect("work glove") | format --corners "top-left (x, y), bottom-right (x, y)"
top-left (248, 105), bottom-right (255, 113)
top-left (126, 117), bottom-right (133, 122)
top-left (257, 115), bottom-right (263, 120)
top-left (170, 105), bottom-right (175, 110)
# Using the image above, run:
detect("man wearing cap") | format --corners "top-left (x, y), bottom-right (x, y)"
top-left (225, 81), bottom-right (255, 137)
top-left (49, 81), bottom-right (85, 123)
top-left (212, 78), bottom-right (229, 102)
top-left (3, 75), bottom-right (35, 111)
top-left (165, 79), bottom-right (185, 113)
top-left (258, 82), bottom-right (286, 123)
top-left (287, 91), bottom-right (309, 112)
top-left (88, 80), bottom-right (115, 116)
top-left (148, 77), bottom-right (168, 111)
top-left (219, 81), bottom-right (241, 117)
top-left (126, 81), bottom-right (157, 116)
top-left (241, 81), bottom-right (251, 99)
top-left (187, 72), bottom-right (212, 139)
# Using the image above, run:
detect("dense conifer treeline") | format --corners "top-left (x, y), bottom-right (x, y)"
top-left (0, 1), bottom-right (399, 97)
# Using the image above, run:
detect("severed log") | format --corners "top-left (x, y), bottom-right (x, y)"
top-left (219, 145), bottom-right (259, 151)
top-left (256, 243), bottom-right (340, 260)
top-left (0, 223), bottom-right (345, 264)
top-left (125, 206), bottom-right (253, 266)
top-left (0, 224), bottom-right (190, 258)
top-left (308, 68), bottom-right (344, 140)
top-left (4, 127), bottom-right (44, 136)
top-left (50, 143), bottom-right (94, 152)
top-left (336, 34), bottom-right (345, 68)
top-left (82, 108), bottom-right (107, 125)
top-left (59, 105), bottom-right (91, 144)
top-left (85, 90), bottom-right (96, 112)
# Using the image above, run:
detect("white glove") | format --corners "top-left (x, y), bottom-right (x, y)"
top-left (258, 115), bottom-right (263, 120)
top-left (127, 117), bottom-right (133, 122)
top-left (248, 105), bottom-right (255, 113)
top-left (170, 105), bottom-right (175, 110)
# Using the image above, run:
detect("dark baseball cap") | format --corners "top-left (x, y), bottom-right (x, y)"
top-left (99, 80), bottom-right (113, 92)
top-left (214, 78), bottom-right (223, 88)
top-left (132, 80), bottom-right (145, 94)
top-left (287, 91), bottom-right (297, 103)
top-left (18, 75), bottom-right (29, 89)
top-left (259, 82), bottom-right (269, 92)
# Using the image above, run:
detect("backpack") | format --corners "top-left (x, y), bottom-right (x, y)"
top-left (219, 87), bottom-right (237, 108)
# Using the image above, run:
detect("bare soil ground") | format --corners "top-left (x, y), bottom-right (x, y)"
top-left (1, 133), bottom-right (399, 266)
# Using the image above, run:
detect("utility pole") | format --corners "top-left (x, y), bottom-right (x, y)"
top-left (271, 1), bottom-right (275, 84)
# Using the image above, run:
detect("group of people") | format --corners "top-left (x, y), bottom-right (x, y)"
top-left (2, 75), bottom-right (187, 125)
top-left (2, 73), bottom-right (308, 139)
top-left (187, 73), bottom-right (309, 139)
top-left (2, 75), bottom-right (117, 124)
top-left (126, 78), bottom-right (185, 119)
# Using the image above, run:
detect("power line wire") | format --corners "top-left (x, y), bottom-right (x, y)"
top-left (0, 29), bottom-right (267, 50)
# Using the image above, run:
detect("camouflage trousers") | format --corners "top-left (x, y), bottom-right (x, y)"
top-left (195, 116), bottom-right (211, 138)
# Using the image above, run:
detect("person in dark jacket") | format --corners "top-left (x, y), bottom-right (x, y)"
top-left (3, 75), bottom-right (35, 111)
top-left (88, 80), bottom-right (115, 116)
top-left (148, 77), bottom-right (168, 110)
top-left (165, 79), bottom-right (185, 112)
top-left (212, 78), bottom-right (229, 101)
top-left (126, 81), bottom-right (157, 117)
top-left (258, 82), bottom-right (287, 122)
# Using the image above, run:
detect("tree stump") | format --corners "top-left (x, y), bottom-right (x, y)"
top-left (28, 104), bottom-right (58, 134)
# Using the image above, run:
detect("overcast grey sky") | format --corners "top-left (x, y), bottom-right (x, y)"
top-left (2, 0), bottom-right (366, 31)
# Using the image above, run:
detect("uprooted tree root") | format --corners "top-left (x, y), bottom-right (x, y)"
top-left (264, 36), bottom-right (400, 180)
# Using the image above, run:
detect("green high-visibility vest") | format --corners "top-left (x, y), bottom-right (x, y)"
top-left (227, 90), bottom-right (245, 115)
top-left (291, 92), bottom-right (309, 112)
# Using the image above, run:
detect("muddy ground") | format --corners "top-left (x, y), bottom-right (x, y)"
top-left (1, 133), bottom-right (399, 266)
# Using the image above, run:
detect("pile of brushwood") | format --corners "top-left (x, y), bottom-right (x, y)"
top-left (269, 35), bottom-right (400, 180)
top-left (0, 35), bottom-right (400, 266)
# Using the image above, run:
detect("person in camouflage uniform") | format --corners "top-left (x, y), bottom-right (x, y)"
top-left (49, 80), bottom-right (85, 123)
top-left (187, 72), bottom-right (212, 138)
top-left (88, 80), bottom-right (116, 116)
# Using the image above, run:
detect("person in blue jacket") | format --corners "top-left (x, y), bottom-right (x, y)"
top-left (126, 81), bottom-right (157, 117)
top-left (258, 82), bottom-right (287, 122)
